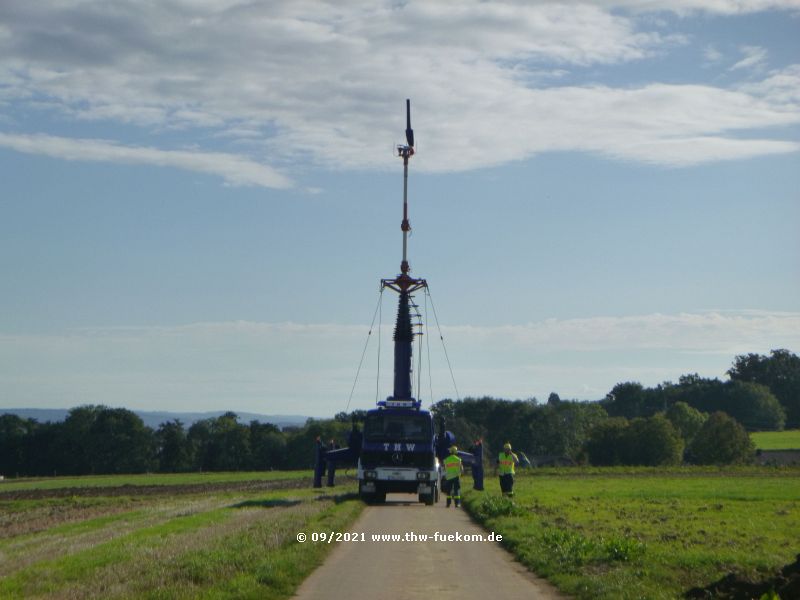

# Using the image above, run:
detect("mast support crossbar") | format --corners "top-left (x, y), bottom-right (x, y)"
top-left (381, 277), bottom-right (427, 295)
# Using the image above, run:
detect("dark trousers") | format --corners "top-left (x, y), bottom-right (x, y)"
top-left (446, 477), bottom-right (461, 506)
top-left (499, 473), bottom-right (514, 496)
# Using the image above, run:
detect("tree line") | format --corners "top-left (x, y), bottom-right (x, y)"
top-left (432, 349), bottom-right (798, 467)
top-left (0, 349), bottom-right (796, 476)
top-left (0, 407), bottom-right (352, 477)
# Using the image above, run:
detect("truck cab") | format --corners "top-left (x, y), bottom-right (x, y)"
top-left (357, 401), bottom-right (439, 505)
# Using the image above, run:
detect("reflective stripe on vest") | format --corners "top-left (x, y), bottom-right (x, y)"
top-left (498, 452), bottom-right (515, 475)
top-left (443, 455), bottom-right (461, 480)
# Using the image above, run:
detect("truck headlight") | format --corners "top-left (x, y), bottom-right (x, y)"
top-left (365, 470), bottom-right (377, 480)
top-left (416, 472), bottom-right (430, 481)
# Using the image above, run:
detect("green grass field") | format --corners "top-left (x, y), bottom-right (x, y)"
top-left (0, 472), bottom-right (362, 599)
top-left (464, 466), bottom-right (800, 600)
top-left (751, 429), bottom-right (800, 450)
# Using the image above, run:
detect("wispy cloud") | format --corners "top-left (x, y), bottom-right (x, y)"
top-left (598, 1), bottom-right (800, 15)
top-left (739, 64), bottom-right (800, 103)
top-left (0, 2), bottom-right (797, 178)
top-left (730, 45), bottom-right (769, 71)
top-left (1, 311), bottom-right (797, 412)
top-left (443, 311), bottom-right (800, 356)
top-left (0, 132), bottom-right (292, 188)
top-left (703, 44), bottom-right (723, 64)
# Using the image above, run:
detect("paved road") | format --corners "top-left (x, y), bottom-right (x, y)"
top-left (293, 493), bottom-right (567, 600)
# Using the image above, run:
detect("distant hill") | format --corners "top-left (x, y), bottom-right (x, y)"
top-left (0, 408), bottom-right (310, 430)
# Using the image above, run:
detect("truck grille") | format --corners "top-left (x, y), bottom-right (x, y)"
top-left (361, 450), bottom-right (434, 469)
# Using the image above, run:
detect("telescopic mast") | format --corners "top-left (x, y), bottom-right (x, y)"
top-left (381, 99), bottom-right (427, 405)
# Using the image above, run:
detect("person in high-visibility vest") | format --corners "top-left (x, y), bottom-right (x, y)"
top-left (443, 445), bottom-right (463, 508)
top-left (496, 442), bottom-right (519, 497)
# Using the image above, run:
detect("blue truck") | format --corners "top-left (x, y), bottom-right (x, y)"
top-left (358, 401), bottom-right (438, 504)
top-left (315, 400), bottom-right (484, 505)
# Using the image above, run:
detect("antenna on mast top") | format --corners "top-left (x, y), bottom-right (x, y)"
top-left (405, 98), bottom-right (414, 149)
top-left (398, 98), bottom-right (415, 161)
top-left (397, 99), bottom-right (415, 276)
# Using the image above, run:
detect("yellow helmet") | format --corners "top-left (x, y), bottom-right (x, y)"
top-left (449, 446), bottom-right (458, 454)
top-left (503, 442), bottom-right (512, 451)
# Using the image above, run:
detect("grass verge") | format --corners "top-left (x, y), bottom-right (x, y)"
top-left (463, 467), bottom-right (800, 600)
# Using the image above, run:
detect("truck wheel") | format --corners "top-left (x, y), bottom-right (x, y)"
top-left (359, 482), bottom-right (377, 505)
top-left (419, 484), bottom-right (436, 506)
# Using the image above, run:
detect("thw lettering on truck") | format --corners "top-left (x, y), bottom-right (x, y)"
top-left (382, 443), bottom-right (416, 451)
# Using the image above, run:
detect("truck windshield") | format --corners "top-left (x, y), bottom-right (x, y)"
top-left (363, 413), bottom-right (432, 442)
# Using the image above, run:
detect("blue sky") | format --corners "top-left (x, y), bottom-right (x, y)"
top-left (1, 1), bottom-right (799, 417)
